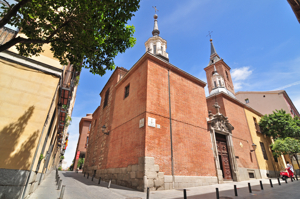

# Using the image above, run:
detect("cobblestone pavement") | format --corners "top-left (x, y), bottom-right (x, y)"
top-left (29, 171), bottom-right (300, 199)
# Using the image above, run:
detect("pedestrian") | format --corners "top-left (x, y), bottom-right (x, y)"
top-left (286, 161), bottom-right (295, 180)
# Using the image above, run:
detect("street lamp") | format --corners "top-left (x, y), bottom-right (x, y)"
top-left (250, 143), bottom-right (257, 152)
top-left (101, 125), bottom-right (110, 135)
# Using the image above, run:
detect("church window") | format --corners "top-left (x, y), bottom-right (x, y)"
top-left (226, 71), bottom-right (229, 80)
top-left (218, 80), bottom-right (222, 87)
top-left (245, 98), bottom-right (249, 104)
top-left (214, 81), bottom-right (217, 88)
top-left (161, 46), bottom-right (163, 52)
top-left (103, 88), bottom-right (110, 108)
top-left (260, 142), bottom-right (268, 160)
top-left (153, 45), bottom-right (156, 54)
top-left (124, 84), bottom-right (130, 99)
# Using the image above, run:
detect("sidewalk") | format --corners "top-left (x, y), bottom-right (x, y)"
top-left (29, 171), bottom-right (300, 199)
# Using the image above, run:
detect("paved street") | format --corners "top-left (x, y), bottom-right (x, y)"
top-left (29, 171), bottom-right (300, 199)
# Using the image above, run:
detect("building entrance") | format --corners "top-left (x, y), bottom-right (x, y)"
top-left (216, 134), bottom-right (232, 180)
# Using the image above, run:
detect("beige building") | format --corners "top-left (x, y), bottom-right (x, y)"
top-left (0, 27), bottom-right (79, 199)
top-left (235, 90), bottom-right (299, 117)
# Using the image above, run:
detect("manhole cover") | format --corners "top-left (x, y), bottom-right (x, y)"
top-left (176, 189), bottom-right (190, 191)
top-left (220, 197), bottom-right (233, 199)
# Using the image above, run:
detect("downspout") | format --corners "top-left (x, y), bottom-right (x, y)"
top-left (168, 70), bottom-right (175, 189)
top-left (21, 77), bottom-right (62, 199)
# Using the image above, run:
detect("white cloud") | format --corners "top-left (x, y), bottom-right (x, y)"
top-left (63, 117), bottom-right (81, 169)
top-left (272, 81), bottom-right (300, 91)
top-left (231, 66), bottom-right (253, 90)
top-left (231, 67), bottom-right (252, 81)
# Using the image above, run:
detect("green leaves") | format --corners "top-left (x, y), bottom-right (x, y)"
top-left (259, 109), bottom-right (300, 139)
top-left (0, 0), bottom-right (140, 76)
top-left (271, 137), bottom-right (300, 158)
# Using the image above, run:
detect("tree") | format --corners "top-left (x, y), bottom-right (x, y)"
top-left (259, 109), bottom-right (300, 167)
top-left (271, 137), bottom-right (300, 168)
top-left (0, 0), bottom-right (140, 75)
top-left (77, 157), bottom-right (84, 169)
top-left (259, 110), bottom-right (300, 139)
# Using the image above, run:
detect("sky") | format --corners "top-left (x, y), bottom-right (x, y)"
top-left (63, 0), bottom-right (300, 168)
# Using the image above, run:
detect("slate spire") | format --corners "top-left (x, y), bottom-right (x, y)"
top-left (210, 39), bottom-right (217, 55)
top-left (208, 38), bottom-right (221, 66)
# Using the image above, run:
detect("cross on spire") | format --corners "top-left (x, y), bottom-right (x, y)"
top-left (206, 31), bottom-right (213, 39)
top-left (152, 6), bottom-right (159, 13)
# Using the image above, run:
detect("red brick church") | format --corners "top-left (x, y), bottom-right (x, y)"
top-left (84, 13), bottom-right (259, 191)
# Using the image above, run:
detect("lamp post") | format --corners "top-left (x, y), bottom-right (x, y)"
top-left (250, 143), bottom-right (257, 152)
top-left (101, 125), bottom-right (110, 135)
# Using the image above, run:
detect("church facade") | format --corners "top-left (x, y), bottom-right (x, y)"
top-left (83, 13), bottom-right (281, 191)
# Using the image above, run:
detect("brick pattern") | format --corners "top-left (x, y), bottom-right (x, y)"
top-left (146, 59), bottom-right (216, 177)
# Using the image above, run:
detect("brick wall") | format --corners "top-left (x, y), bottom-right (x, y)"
top-left (146, 59), bottom-right (216, 177)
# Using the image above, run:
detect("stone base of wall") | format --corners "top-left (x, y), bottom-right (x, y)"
top-left (164, 175), bottom-right (218, 190)
top-left (238, 167), bottom-right (261, 181)
top-left (259, 169), bottom-right (280, 178)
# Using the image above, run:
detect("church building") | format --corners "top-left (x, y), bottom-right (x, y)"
top-left (83, 13), bottom-right (280, 191)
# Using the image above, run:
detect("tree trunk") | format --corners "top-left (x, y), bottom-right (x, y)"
top-left (294, 154), bottom-right (300, 172)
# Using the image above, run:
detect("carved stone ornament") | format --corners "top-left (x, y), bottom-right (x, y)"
top-left (207, 102), bottom-right (234, 133)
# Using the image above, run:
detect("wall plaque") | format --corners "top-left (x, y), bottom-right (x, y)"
top-left (139, 118), bottom-right (144, 128)
top-left (148, 117), bottom-right (156, 127)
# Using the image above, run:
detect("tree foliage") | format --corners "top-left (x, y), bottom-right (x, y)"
top-left (271, 137), bottom-right (300, 158)
top-left (77, 157), bottom-right (84, 168)
top-left (259, 109), bottom-right (300, 166)
top-left (259, 109), bottom-right (300, 139)
top-left (0, 0), bottom-right (140, 75)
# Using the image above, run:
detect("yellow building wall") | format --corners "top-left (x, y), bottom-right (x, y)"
top-left (244, 109), bottom-right (286, 176)
top-left (0, 59), bottom-right (59, 171)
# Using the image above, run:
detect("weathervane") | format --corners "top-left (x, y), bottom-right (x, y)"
top-left (206, 31), bottom-right (213, 39)
top-left (152, 6), bottom-right (159, 13)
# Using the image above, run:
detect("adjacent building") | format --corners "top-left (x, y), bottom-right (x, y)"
top-left (0, 27), bottom-right (79, 199)
top-left (287, 0), bottom-right (300, 23)
top-left (73, 114), bottom-right (92, 171)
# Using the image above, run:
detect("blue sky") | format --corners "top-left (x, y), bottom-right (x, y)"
top-left (63, 0), bottom-right (300, 168)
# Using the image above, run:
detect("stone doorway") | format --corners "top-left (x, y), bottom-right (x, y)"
top-left (216, 134), bottom-right (232, 180)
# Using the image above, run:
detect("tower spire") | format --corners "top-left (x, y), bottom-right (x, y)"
top-left (152, 14), bottom-right (160, 36)
top-left (208, 38), bottom-right (221, 66)
top-left (210, 39), bottom-right (217, 56)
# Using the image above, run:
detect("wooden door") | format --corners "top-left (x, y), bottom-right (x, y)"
top-left (216, 135), bottom-right (232, 180)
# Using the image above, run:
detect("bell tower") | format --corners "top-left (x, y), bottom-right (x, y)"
top-left (145, 13), bottom-right (169, 62)
top-left (204, 39), bottom-right (235, 96)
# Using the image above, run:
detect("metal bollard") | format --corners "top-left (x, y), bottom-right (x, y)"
top-left (277, 178), bottom-right (281, 185)
top-left (234, 185), bottom-right (238, 196)
top-left (59, 185), bottom-right (66, 199)
top-left (285, 178), bottom-right (288, 183)
top-left (183, 189), bottom-right (187, 199)
top-left (248, 183), bottom-right (252, 193)
top-left (147, 187), bottom-right (150, 199)
top-left (260, 180), bottom-right (263, 190)
top-left (216, 188), bottom-right (219, 199)
top-left (87, 173), bottom-right (89, 179)
top-left (58, 179), bottom-right (62, 190)
top-left (57, 177), bottom-right (60, 185)
top-left (108, 180), bottom-right (111, 189)
top-left (296, 175), bottom-right (298, 181)
top-left (269, 179), bottom-right (273, 188)
top-left (98, 177), bottom-right (101, 184)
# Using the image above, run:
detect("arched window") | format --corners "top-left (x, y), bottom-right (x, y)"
top-left (214, 81), bottom-right (217, 88)
top-left (219, 80), bottom-right (222, 87)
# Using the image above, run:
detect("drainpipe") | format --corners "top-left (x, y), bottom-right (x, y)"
top-left (21, 82), bottom-right (60, 199)
top-left (168, 70), bottom-right (175, 189)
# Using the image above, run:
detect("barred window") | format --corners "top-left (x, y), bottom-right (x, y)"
top-left (103, 88), bottom-right (110, 108)
top-left (124, 84), bottom-right (130, 99)
top-left (260, 142), bottom-right (268, 160)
